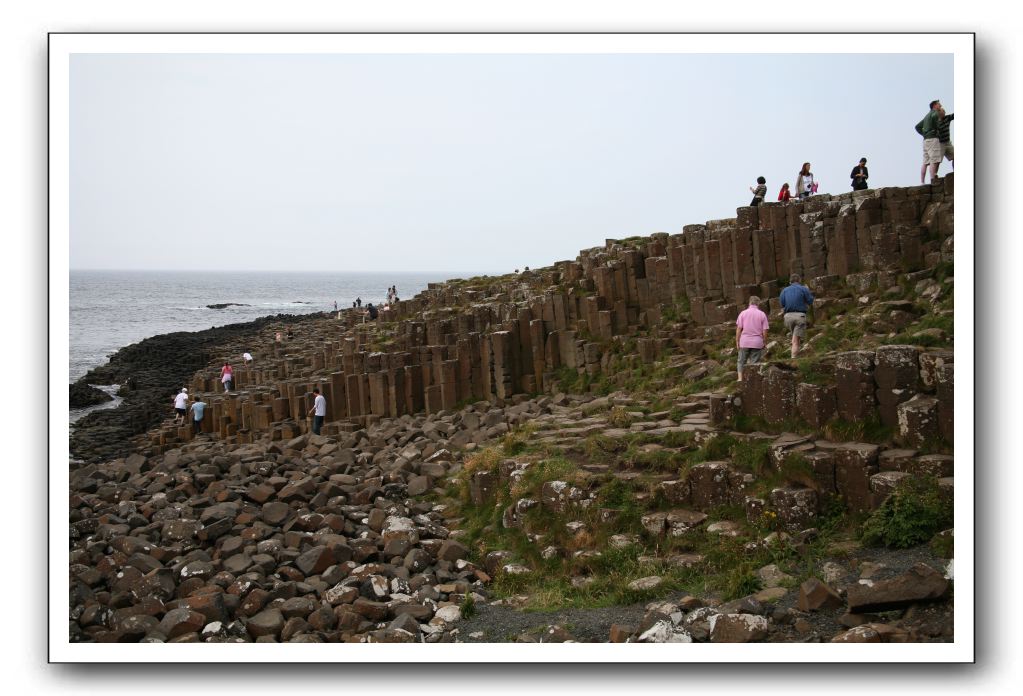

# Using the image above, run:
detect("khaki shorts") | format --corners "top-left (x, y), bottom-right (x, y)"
top-left (784, 312), bottom-right (808, 338)
top-left (942, 142), bottom-right (954, 161)
top-left (923, 138), bottom-right (943, 165)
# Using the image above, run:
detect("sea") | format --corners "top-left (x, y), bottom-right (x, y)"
top-left (68, 269), bottom-right (459, 420)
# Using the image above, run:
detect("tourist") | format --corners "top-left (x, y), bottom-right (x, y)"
top-left (915, 99), bottom-right (944, 184)
top-left (850, 157), bottom-right (869, 191)
top-left (220, 362), bottom-right (234, 392)
top-left (749, 176), bottom-right (767, 207)
top-left (356, 297), bottom-right (362, 308)
top-left (188, 395), bottom-right (207, 436)
top-left (286, 326), bottom-right (293, 340)
top-left (367, 303), bottom-right (378, 320)
top-left (243, 351), bottom-right (253, 366)
top-left (735, 296), bottom-right (769, 382)
top-left (796, 163), bottom-right (816, 200)
top-left (780, 274), bottom-right (815, 358)
top-left (308, 388), bottom-right (327, 435)
top-left (937, 106), bottom-right (954, 173)
top-left (333, 300), bottom-right (338, 313)
top-left (778, 183), bottom-right (793, 202)
top-left (172, 387), bottom-right (188, 424)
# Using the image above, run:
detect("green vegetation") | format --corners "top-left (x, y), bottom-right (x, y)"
top-left (860, 475), bottom-right (953, 548)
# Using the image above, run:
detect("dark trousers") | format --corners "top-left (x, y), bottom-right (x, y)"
top-left (312, 415), bottom-right (324, 435)
top-left (193, 417), bottom-right (203, 435)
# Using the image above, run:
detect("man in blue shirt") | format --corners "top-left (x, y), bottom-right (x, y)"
top-left (779, 274), bottom-right (815, 358)
top-left (188, 396), bottom-right (207, 437)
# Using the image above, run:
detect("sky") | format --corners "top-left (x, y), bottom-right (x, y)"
top-left (70, 52), bottom-right (954, 274)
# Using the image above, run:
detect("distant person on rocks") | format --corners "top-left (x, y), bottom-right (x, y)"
top-left (780, 274), bottom-right (815, 358)
top-left (243, 352), bottom-right (253, 366)
top-left (352, 300), bottom-right (357, 308)
top-left (220, 362), bottom-right (234, 392)
top-left (308, 388), bottom-right (327, 435)
top-left (367, 303), bottom-right (378, 320)
top-left (188, 395), bottom-right (207, 436)
top-left (286, 326), bottom-right (294, 340)
top-left (937, 106), bottom-right (954, 173)
top-left (850, 157), bottom-right (869, 191)
top-left (333, 300), bottom-right (338, 313)
top-left (356, 297), bottom-right (362, 308)
top-left (749, 176), bottom-right (767, 207)
top-left (778, 183), bottom-right (793, 202)
top-left (172, 387), bottom-right (188, 424)
top-left (735, 296), bottom-right (769, 382)
top-left (916, 99), bottom-right (944, 184)
top-left (796, 163), bottom-right (816, 200)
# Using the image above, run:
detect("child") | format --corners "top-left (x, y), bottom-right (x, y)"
top-left (778, 183), bottom-right (793, 202)
top-left (749, 176), bottom-right (767, 207)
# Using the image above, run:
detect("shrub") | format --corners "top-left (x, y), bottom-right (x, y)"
top-left (607, 406), bottom-right (633, 428)
top-left (860, 475), bottom-right (952, 548)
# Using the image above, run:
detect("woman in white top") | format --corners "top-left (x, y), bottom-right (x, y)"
top-left (796, 162), bottom-right (815, 200)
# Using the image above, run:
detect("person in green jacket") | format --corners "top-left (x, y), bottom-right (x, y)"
top-left (916, 99), bottom-right (944, 184)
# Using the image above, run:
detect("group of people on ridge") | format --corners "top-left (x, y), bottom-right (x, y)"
top-left (749, 160), bottom-right (865, 207)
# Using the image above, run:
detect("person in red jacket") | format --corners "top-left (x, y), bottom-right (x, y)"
top-left (778, 182), bottom-right (793, 202)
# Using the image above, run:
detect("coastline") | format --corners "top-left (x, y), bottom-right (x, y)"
top-left (70, 310), bottom-right (329, 464)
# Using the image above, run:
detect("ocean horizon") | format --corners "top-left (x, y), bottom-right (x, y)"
top-left (68, 268), bottom-right (475, 384)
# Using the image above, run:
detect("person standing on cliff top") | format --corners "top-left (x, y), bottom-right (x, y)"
top-left (172, 387), bottom-right (188, 424)
top-left (356, 297), bottom-right (362, 308)
top-left (796, 163), bottom-right (816, 200)
top-left (778, 183), bottom-right (793, 202)
top-left (220, 362), bottom-right (234, 392)
top-left (780, 274), bottom-right (815, 358)
top-left (916, 99), bottom-right (944, 184)
top-left (735, 296), bottom-right (769, 381)
top-left (188, 395), bottom-right (207, 436)
top-left (937, 105), bottom-right (954, 174)
top-left (308, 388), bottom-right (327, 436)
top-left (850, 158), bottom-right (869, 191)
top-left (749, 176), bottom-right (767, 207)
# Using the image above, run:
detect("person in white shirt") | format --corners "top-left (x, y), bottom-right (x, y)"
top-left (172, 388), bottom-right (188, 424)
top-left (243, 352), bottom-right (253, 366)
top-left (307, 388), bottom-right (327, 435)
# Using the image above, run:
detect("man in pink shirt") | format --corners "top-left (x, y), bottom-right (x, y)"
top-left (735, 296), bottom-right (769, 381)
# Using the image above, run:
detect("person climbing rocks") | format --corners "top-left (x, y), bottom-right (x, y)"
top-left (850, 157), bottom-right (869, 191)
top-left (188, 395), bottom-right (207, 436)
top-left (367, 303), bottom-right (378, 320)
top-left (780, 273), bottom-right (815, 358)
top-left (735, 296), bottom-right (769, 381)
top-left (172, 387), bottom-right (188, 424)
top-left (778, 183), bottom-right (793, 202)
top-left (308, 388), bottom-right (327, 435)
top-left (916, 99), bottom-right (944, 184)
top-left (796, 163), bottom-right (816, 200)
top-left (749, 176), bottom-right (767, 207)
top-left (243, 352), bottom-right (253, 366)
top-left (220, 362), bottom-right (234, 392)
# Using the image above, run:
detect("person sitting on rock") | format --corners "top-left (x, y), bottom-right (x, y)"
top-left (367, 303), bottom-right (378, 320)
top-left (735, 296), bottom-right (769, 381)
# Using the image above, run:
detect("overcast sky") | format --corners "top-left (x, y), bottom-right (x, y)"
top-left (70, 52), bottom-right (953, 274)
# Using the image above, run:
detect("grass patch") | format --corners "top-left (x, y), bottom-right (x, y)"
top-left (860, 475), bottom-right (953, 548)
